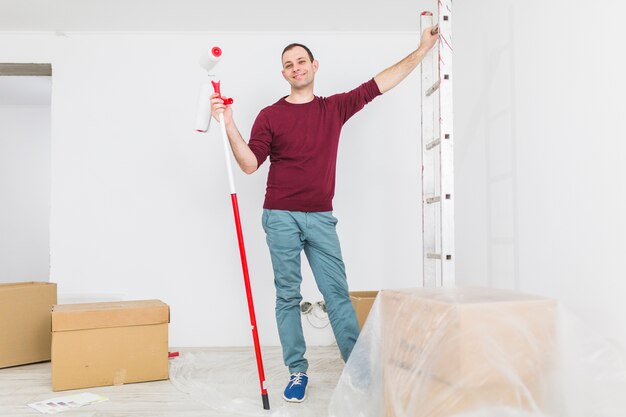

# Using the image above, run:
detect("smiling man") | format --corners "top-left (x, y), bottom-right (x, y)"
top-left (210, 28), bottom-right (438, 403)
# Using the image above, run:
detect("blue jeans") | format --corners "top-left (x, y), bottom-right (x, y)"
top-left (262, 209), bottom-right (360, 374)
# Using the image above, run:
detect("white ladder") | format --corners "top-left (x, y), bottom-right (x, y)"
top-left (421, 1), bottom-right (455, 288)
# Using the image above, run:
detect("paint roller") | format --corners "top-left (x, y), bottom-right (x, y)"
top-left (194, 46), bottom-right (270, 411)
top-left (195, 46), bottom-right (224, 132)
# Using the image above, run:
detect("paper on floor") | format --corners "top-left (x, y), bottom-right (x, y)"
top-left (28, 392), bottom-right (108, 414)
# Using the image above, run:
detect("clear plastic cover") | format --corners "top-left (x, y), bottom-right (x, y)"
top-left (329, 287), bottom-right (626, 417)
top-left (169, 287), bottom-right (626, 417)
top-left (169, 347), bottom-right (343, 417)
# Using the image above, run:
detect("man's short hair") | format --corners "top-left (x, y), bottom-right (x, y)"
top-left (282, 43), bottom-right (315, 63)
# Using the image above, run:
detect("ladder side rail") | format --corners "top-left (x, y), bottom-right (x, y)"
top-left (438, 0), bottom-right (456, 287)
top-left (421, 11), bottom-right (438, 288)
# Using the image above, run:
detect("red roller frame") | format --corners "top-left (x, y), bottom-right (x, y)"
top-left (209, 77), bottom-right (269, 410)
top-left (230, 193), bottom-right (269, 409)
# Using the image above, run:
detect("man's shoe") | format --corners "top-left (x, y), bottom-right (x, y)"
top-left (283, 372), bottom-right (308, 402)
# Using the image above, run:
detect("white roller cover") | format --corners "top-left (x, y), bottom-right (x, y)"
top-left (199, 46), bottom-right (222, 73)
top-left (195, 82), bottom-right (213, 133)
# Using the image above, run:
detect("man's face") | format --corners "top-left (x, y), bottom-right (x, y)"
top-left (281, 46), bottom-right (318, 89)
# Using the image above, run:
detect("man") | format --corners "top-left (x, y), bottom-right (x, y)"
top-left (211, 27), bottom-right (439, 403)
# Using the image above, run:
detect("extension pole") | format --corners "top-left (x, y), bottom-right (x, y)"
top-left (196, 45), bottom-right (269, 408)
top-left (215, 89), bottom-right (270, 410)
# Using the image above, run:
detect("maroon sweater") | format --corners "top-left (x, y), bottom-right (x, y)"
top-left (248, 78), bottom-right (382, 212)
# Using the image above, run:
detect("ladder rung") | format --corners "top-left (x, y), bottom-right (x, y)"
top-left (425, 138), bottom-right (440, 150)
top-left (426, 196), bottom-right (441, 204)
top-left (426, 253), bottom-right (453, 260)
top-left (425, 80), bottom-right (441, 97)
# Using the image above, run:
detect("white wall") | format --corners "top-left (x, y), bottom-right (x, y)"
top-left (454, 0), bottom-right (626, 345)
top-left (0, 32), bottom-right (422, 346)
top-left (2, 0), bottom-right (624, 348)
top-left (0, 92), bottom-right (51, 283)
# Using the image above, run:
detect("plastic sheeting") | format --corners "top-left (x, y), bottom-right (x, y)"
top-left (329, 287), bottom-right (626, 417)
top-left (169, 287), bottom-right (626, 417)
top-left (169, 346), bottom-right (343, 416)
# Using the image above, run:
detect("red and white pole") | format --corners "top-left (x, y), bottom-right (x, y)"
top-left (196, 47), bottom-right (270, 410)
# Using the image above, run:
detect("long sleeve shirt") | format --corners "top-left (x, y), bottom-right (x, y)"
top-left (248, 78), bottom-right (382, 212)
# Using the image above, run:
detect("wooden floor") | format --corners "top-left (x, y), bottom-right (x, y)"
top-left (0, 346), bottom-right (345, 417)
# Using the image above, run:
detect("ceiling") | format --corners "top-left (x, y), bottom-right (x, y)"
top-left (0, 0), bottom-right (427, 32)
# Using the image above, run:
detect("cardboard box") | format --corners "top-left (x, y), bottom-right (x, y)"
top-left (349, 291), bottom-right (379, 330)
top-left (51, 299), bottom-right (170, 391)
top-left (0, 281), bottom-right (57, 368)
top-left (384, 370), bottom-right (544, 417)
top-left (380, 287), bottom-right (556, 417)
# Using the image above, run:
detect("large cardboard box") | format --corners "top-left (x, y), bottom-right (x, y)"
top-left (349, 291), bottom-right (379, 330)
top-left (51, 299), bottom-right (170, 391)
top-left (380, 287), bottom-right (557, 417)
top-left (0, 281), bottom-right (57, 368)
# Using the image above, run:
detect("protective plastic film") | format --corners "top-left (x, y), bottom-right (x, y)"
top-left (329, 287), bottom-right (626, 417)
top-left (169, 347), bottom-right (343, 416)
